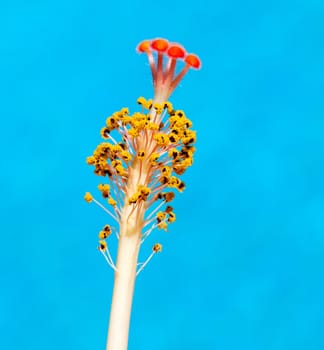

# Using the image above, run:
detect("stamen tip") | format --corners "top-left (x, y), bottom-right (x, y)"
top-left (185, 54), bottom-right (202, 69)
top-left (84, 192), bottom-right (93, 203)
top-left (153, 243), bottom-right (163, 253)
top-left (137, 40), bottom-right (151, 53)
top-left (151, 38), bottom-right (169, 52)
top-left (167, 44), bottom-right (186, 59)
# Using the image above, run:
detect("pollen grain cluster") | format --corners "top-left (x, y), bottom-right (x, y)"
top-left (84, 37), bottom-right (200, 273)
top-left (85, 96), bottom-right (196, 248)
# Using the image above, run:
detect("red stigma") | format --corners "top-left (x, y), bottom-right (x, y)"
top-left (137, 38), bottom-right (201, 100)
top-left (137, 40), bottom-right (151, 53)
top-left (151, 38), bottom-right (169, 52)
top-left (167, 44), bottom-right (186, 59)
top-left (185, 54), bottom-right (201, 69)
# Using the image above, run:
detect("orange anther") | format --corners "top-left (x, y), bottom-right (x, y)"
top-left (167, 44), bottom-right (186, 59)
top-left (151, 38), bottom-right (169, 52)
top-left (185, 54), bottom-right (201, 69)
top-left (137, 40), bottom-right (151, 53)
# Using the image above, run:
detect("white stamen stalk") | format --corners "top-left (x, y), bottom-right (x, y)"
top-left (92, 198), bottom-right (118, 222)
top-left (136, 251), bottom-right (155, 276)
top-left (141, 224), bottom-right (157, 243)
top-left (101, 250), bottom-right (117, 271)
top-left (145, 200), bottom-right (166, 223)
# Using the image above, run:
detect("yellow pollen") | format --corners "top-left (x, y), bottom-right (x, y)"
top-left (84, 192), bottom-right (93, 203)
top-left (108, 198), bottom-right (116, 206)
top-left (153, 243), bottom-right (162, 253)
top-left (98, 240), bottom-right (107, 251)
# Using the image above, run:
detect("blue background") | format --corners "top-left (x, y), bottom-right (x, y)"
top-left (1, 0), bottom-right (324, 349)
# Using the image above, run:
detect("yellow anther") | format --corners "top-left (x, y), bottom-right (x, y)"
top-left (149, 152), bottom-right (160, 164)
top-left (98, 184), bottom-right (110, 191)
top-left (146, 99), bottom-right (153, 109)
top-left (161, 166), bottom-right (172, 177)
top-left (173, 164), bottom-right (186, 175)
top-left (115, 164), bottom-right (127, 176)
top-left (137, 96), bottom-right (147, 105)
top-left (159, 175), bottom-right (170, 185)
top-left (137, 97), bottom-right (152, 110)
top-left (146, 122), bottom-right (159, 130)
top-left (86, 156), bottom-right (96, 165)
top-left (137, 150), bottom-right (145, 159)
top-left (111, 144), bottom-right (123, 153)
top-left (98, 240), bottom-right (107, 251)
top-left (100, 127), bottom-right (110, 139)
top-left (156, 211), bottom-right (166, 222)
top-left (98, 184), bottom-right (110, 198)
top-left (112, 112), bottom-right (120, 119)
top-left (118, 142), bottom-right (127, 150)
top-left (175, 110), bottom-right (185, 118)
top-left (128, 128), bottom-right (139, 137)
top-left (184, 118), bottom-right (192, 128)
top-left (84, 192), bottom-right (93, 203)
top-left (164, 101), bottom-right (173, 113)
top-left (177, 181), bottom-right (186, 192)
top-left (168, 149), bottom-right (179, 160)
top-left (99, 230), bottom-right (110, 239)
top-left (169, 115), bottom-right (179, 128)
top-left (120, 150), bottom-right (132, 161)
top-left (153, 243), bottom-right (162, 253)
top-left (138, 185), bottom-right (151, 200)
top-left (141, 187), bottom-right (150, 196)
top-left (169, 132), bottom-right (181, 143)
top-left (168, 212), bottom-right (176, 223)
top-left (103, 224), bottom-right (111, 232)
top-left (99, 224), bottom-right (112, 239)
top-left (108, 198), bottom-right (116, 206)
top-left (153, 133), bottom-right (169, 146)
top-left (121, 116), bottom-right (132, 126)
top-left (167, 176), bottom-right (181, 188)
top-left (153, 103), bottom-right (164, 115)
top-left (157, 221), bottom-right (168, 231)
top-left (132, 112), bottom-right (144, 121)
top-left (106, 116), bottom-right (118, 129)
top-left (133, 120), bottom-right (147, 130)
top-left (180, 146), bottom-right (195, 158)
top-left (182, 130), bottom-right (196, 145)
top-left (162, 192), bottom-right (175, 202)
top-left (120, 107), bottom-right (129, 116)
top-left (111, 159), bottom-right (121, 168)
top-left (182, 156), bottom-right (193, 167)
top-left (128, 192), bottom-right (141, 204)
